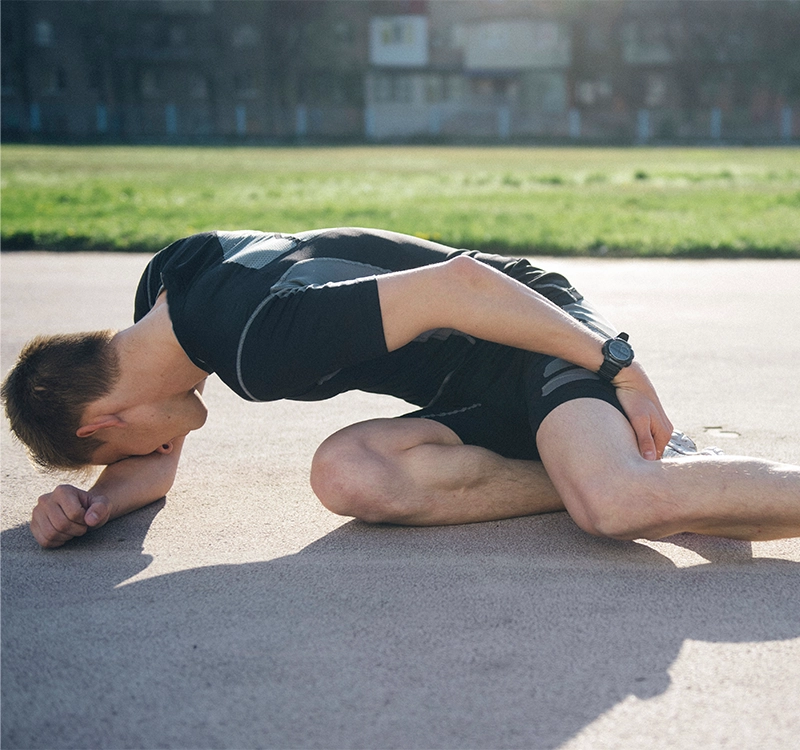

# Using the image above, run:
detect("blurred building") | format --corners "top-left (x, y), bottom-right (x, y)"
top-left (2, 0), bottom-right (798, 143)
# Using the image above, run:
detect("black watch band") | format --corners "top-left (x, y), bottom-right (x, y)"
top-left (598, 332), bottom-right (634, 381)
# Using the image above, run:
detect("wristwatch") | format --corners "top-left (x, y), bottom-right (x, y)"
top-left (598, 332), bottom-right (634, 381)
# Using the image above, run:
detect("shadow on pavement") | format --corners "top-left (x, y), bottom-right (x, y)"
top-left (3, 508), bottom-right (799, 749)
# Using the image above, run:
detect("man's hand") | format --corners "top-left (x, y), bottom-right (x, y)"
top-left (613, 363), bottom-right (673, 460)
top-left (27, 431), bottom-right (193, 549)
top-left (375, 257), bottom-right (676, 459)
top-left (30, 485), bottom-right (111, 549)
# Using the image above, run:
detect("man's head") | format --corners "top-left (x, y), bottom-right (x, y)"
top-left (1, 330), bottom-right (119, 471)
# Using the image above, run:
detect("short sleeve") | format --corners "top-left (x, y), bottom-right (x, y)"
top-left (228, 276), bottom-right (388, 401)
top-left (133, 256), bottom-right (163, 323)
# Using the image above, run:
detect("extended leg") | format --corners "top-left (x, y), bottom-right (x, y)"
top-left (310, 417), bottom-right (564, 525)
top-left (537, 398), bottom-right (800, 541)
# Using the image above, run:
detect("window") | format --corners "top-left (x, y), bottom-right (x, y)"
top-left (370, 16), bottom-right (428, 67)
top-left (373, 73), bottom-right (414, 104)
top-left (141, 70), bottom-right (161, 98)
top-left (2, 17), bottom-right (14, 45)
top-left (160, 0), bottom-right (212, 13)
top-left (169, 25), bottom-right (187, 46)
top-left (644, 74), bottom-right (667, 107)
top-left (622, 20), bottom-right (673, 64)
top-left (34, 20), bottom-right (53, 47)
top-left (1, 67), bottom-right (15, 96)
top-left (463, 19), bottom-right (570, 71)
top-left (586, 25), bottom-right (609, 53)
top-left (382, 20), bottom-right (413, 46)
top-left (88, 66), bottom-right (104, 91)
top-left (425, 75), bottom-right (449, 103)
top-left (232, 25), bottom-right (260, 48)
top-left (483, 24), bottom-right (508, 51)
top-left (575, 79), bottom-right (612, 107)
top-left (234, 71), bottom-right (259, 99)
top-left (45, 66), bottom-right (67, 95)
top-left (471, 77), bottom-right (517, 100)
top-left (189, 73), bottom-right (208, 99)
top-left (333, 21), bottom-right (353, 44)
top-left (523, 72), bottom-right (566, 113)
top-left (305, 72), bottom-right (363, 106)
top-left (430, 26), bottom-right (453, 49)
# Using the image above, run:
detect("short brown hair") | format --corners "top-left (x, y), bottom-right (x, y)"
top-left (1, 330), bottom-right (119, 471)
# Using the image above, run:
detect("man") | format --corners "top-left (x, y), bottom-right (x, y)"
top-left (3, 228), bottom-right (799, 548)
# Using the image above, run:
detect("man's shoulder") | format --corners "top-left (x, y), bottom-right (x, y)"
top-left (134, 233), bottom-right (224, 322)
top-left (162, 231), bottom-right (223, 256)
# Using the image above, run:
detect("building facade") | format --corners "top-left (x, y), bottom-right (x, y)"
top-left (2, 0), bottom-right (798, 143)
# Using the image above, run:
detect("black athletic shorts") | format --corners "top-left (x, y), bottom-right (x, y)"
top-left (398, 299), bottom-right (625, 461)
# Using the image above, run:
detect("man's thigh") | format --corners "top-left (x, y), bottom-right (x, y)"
top-left (317, 416), bottom-right (464, 458)
top-left (536, 397), bottom-right (663, 537)
top-left (312, 415), bottom-right (564, 525)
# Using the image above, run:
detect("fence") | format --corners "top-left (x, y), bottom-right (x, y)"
top-left (4, 98), bottom-right (797, 144)
top-left (367, 103), bottom-right (798, 144)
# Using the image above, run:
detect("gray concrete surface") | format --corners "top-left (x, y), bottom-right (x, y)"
top-left (2, 252), bottom-right (799, 750)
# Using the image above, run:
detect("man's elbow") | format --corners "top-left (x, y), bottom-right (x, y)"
top-left (445, 254), bottom-right (487, 287)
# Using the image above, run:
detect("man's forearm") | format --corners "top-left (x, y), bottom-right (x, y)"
top-left (376, 255), bottom-right (673, 458)
top-left (91, 436), bottom-right (186, 520)
top-left (377, 255), bottom-right (607, 369)
top-left (89, 380), bottom-right (206, 520)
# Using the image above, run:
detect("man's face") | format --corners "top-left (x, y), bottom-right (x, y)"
top-left (88, 388), bottom-right (208, 465)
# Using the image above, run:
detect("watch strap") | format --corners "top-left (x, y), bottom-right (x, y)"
top-left (598, 332), bottom-right (633, 382)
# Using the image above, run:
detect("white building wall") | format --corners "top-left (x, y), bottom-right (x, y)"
top-left (369, 16), bottom-right (429, 67)
top-left (459, 19), bottom-right (571, 70)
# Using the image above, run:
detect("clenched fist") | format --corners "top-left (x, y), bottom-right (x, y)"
top-left (30, 484), bottom-right (111, 548)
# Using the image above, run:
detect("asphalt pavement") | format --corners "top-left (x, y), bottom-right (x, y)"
top-left (2, 252), bottom-right (799, 749)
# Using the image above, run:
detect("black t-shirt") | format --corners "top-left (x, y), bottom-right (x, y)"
top-left (134, 227), bottom-right (582, 407)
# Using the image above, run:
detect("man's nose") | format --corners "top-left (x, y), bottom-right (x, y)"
top-left (156, 441), bottom-right (174, 454)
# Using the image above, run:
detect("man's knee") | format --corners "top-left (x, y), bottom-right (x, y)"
top-left (310, 428), bottom-right (372, 519)
top-left (567, 486), bottom-right (639, 540)
top-left (311, 418), bottom-right (463, 524)
top-left (538, 400), bottom-right (674, 540)
top-left (310, 422), bottom-right (403, 524)
top-left (561, 462), bottom-right (666, 540)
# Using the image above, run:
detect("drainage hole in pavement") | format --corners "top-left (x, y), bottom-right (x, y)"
top-left (703, 426), bottom-right (741, 439)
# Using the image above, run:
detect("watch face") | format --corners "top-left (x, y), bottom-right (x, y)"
top-left (608, 339), bottom-right (633, 362)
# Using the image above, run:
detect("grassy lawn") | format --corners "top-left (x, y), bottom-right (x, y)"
top-left (2, 144), bottom-right (799, 257)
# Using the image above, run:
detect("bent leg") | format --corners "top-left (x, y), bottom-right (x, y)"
top-left (310, 417), bottom-right (564, 525)
top-left (537, 398), bottom-right (800, 541)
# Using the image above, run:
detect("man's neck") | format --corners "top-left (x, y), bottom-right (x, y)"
top-left (112, 301), bottom-right (208, 405)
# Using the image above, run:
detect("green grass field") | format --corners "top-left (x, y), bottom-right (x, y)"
top-left (2, 144), bottom-right (799, 257)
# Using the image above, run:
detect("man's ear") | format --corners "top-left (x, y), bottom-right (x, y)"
top-left (76, 415), bottom-right (124, 439)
